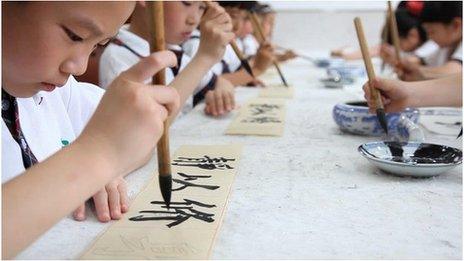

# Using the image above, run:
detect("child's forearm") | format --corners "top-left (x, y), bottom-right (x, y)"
top-left (221, 68), bottom-right (255, 86)
top-left (409, 73), bottom-right (462, 107)
top-left (167, 55), bottom-right (213, 120)
top-left (2, 140), bottom-right (114, 259)
top-left (418, 61), bottom-right (462, 80)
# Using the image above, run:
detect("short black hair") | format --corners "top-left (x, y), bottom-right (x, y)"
top-left (217, 1), bottom-right (258, 11)
top-left (255, 3), bottom-right (275, 14)
top-left (420, 1), bottom-right (462, 24)
top-left (396, 9), bottom-right (427, 43)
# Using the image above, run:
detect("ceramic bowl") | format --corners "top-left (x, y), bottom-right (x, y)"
top-left (314, 58), bottom-right (344, 68)
top-left (358, 141), bottom-right (462, 177)
top-left (332, 101), bottom-right (420, 136)
top-left (327, 65), bottom-right (365, 79)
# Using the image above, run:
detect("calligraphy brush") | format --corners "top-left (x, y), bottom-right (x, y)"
top-left (380, 8), bottom-right (390, 72)
top-left (203, 1), bottom-right (254, 78)
top-left (388, 2), bottom-right (402, 65)
top-left (354, 17), bottom-right (388, 134)
top-left (148, 1), bottom-right (172, 208)
top-left (249, 10), bottom-right (289, 87)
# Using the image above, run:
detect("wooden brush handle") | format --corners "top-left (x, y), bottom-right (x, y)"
top-left (388, 2), bottom-right (402, 62)
top-left (230, 41), bottom-right (246, 61)
top-left (354, 17), bottom-right (384, 110)
top-left (148, 1), bottom-right (171, 176)
top-left (249, 11), bottom-right (266, 44)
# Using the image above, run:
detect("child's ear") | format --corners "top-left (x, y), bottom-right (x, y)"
top-left (451, 17), bottom-right (462, 31)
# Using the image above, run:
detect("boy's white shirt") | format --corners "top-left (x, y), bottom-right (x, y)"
top-left (422, 41), bottom-right (462, 67)
top-left (99, 26), bottom-right (215, 115)
top-left (413, 40), bottom-right (439, 60)
top-left (182, 29), bottom-right (243, 75)
top-left (2, 76), bottom-right (104, 182)
top-left (241, 34), bottom-right (259, 58)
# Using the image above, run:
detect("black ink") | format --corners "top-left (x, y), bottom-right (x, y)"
top-left (241, 116), bottom-right (282, 124)
top-left (172, 172), bottom-right (220, 191)
top-left (172, 156), bottom-right (235, 170)
top-left (129, 199), bottom-right (217, 228)
top-left (248, 103), bottom-right (281, 116)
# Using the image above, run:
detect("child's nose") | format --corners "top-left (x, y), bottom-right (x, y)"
top-left (60, 52), bottom-right (90, 77)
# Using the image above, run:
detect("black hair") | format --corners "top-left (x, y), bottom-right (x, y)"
top-left (255, 3), bottom-right (275, 14)
top-left (396, 9), bottom-right (427, 43)
top-left (420, 1), bottom-right (462, 24)
top-left (217, 1), bottom-right (258, 11)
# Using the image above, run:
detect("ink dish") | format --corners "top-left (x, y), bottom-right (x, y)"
top-left (358, 141), bottom-right (462, 177)
top-left (333, 101), bottom-right (419, 136)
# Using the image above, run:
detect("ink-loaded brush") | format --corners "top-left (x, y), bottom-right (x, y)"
top-left (354, 17), bottom-right (388, 134)
top-left (148, 1), bottom-right (172, 207)
top-left (203, 1), bottom-right (255, 78)
top-left (249, 10), bottom-right (289, 87)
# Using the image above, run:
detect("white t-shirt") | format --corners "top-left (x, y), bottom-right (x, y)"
top-left (413, 40), bottom-right (439, 60)
top-left (182, 29), bottom-right (242, 75)
top-left (241, 34), bottom-right (259, 58)
top-left (2, 76), bottom-right (104, 182)
top-left (100, 26), bottom-right (215, 115)
top-left (422, 41), bottom-right (462, 67)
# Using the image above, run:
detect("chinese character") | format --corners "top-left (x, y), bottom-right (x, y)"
top-left (172, 172), bottom-right (220, 191)
top-left (129, 199), bottom-right (217, 228)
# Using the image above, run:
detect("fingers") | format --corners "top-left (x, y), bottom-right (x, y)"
top-left (214, 90), bottom-right (224, 115)
top-left (72, 204), bottom-right (86, 221)
top-left (118, 182), bottom-right (129, 213)
top-left (148, 86), bottom-right (181, 117)
top-left (120, 51), bottom-right (178, 83)
top-left (106, 181), bottom-right (122, 220)
top-left (93, 189), bottom-right (110, 222)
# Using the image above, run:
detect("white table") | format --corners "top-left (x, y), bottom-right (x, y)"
top-left (18, 56), bottom-right (462, 259)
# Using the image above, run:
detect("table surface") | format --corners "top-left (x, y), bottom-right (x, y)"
top-left (17, 55), bottom-right (462, 259)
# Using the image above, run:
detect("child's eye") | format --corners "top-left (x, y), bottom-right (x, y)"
top-left (62, 26), bottom-right (83, 42)
top-left (181, 1), bottom-right (192, 7)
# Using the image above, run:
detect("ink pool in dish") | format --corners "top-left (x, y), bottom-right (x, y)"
top-left (358, 141), bottom-right (462, 177)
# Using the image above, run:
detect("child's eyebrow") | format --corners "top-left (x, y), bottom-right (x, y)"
top-left (74, 15), bottom-right (105, 37)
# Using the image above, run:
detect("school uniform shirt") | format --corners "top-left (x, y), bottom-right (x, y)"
top-left (422, 41), bottom-right (462, 67)
top-left (241, 34), bottom-right (259, 59)
top-left (99, 26), bottom-right (216, 115)
top-left (2, 76), bottom-right (104, 183)
top-left (413, 40), bottom-right (439, 62)
top-left (182, 29), bottom-right (243, 75)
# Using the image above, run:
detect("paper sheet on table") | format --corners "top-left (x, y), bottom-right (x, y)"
top-left (225, 97), bottom-right (286, 136)
top-left (259, 84), bottom-right (294, 99)
top-left (419, 107), bottom-right (462, 136)
top-left (80, 144), bottom-right (243, 260)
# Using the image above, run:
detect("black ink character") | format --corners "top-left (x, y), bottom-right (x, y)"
top-left (129, 199), bottom-right (217, 228)
top-left (241, 116), bottom-right (282, 124)
top-left (249, 103), bottom-right (281, 116)
top-left (172, 155), bottom-right (235, 170)
top-left (172, 172), bottom-right (220, 191)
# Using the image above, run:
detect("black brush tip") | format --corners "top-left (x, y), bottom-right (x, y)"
top-left (242, 60), bottom-right (255, 78)
top-left (376, 108), bottom-right (388, 135)
top-left (159, 174), bottom-right (172, 208)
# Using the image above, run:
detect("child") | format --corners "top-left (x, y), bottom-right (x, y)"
top-left (100, 1), bottom-right (235, 117)
top-left (362, 74), bottom-right (462, 113)
top-left (183, 1), bottom-right (274, 87)
top-left (380, 2), bottom-right (438, 67)
top-left (2, 2), bottom-right (180, 258)
top-left (254, 3), bottom-right (297, 63)
top-left (397, 1), bottom-right (462, 81)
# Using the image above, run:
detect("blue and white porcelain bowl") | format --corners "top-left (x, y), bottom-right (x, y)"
top-left (358, 141), bottom-right (462, 177)
top-left (332, 101), bottom-right (420, 136)
top-left (327, 65), bottom-right (366, 79)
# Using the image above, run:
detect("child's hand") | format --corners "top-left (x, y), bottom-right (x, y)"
top-left (278, 49), bottom-right (297, 62)
top-left (253, 42), bottom-right (274, 75)
top-left (204, 77), bottom-right (235, 116)
top-left (75, 51), bottom-right (180, 180)
top-left (198, 2), bottom-right (235, 65)
top-left (72, 176), bottom-right (129, 222)
top-left (395, 59), bottom-right (425, 81)
top-left (379, 43), bottom-right (396, 66)
top-left (362, 77), bottom-right (413, 113)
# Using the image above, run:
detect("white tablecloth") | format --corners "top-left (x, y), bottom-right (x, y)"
top-left (17, 55), bottom-right (462, 259)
